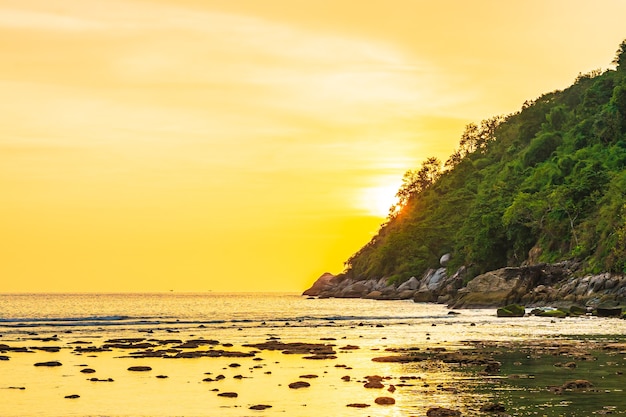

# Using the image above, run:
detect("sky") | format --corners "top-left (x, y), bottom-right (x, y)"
top-left (1, 0), bottom-right (625, 292)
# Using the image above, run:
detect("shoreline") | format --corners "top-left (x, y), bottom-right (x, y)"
top-left (3, 310), bottom-right (626, 416)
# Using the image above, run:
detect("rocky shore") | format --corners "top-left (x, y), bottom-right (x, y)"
top-left (304, 257), bottom-right (626, 310)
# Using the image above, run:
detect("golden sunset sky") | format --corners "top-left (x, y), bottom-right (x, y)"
top-left (1, 0), bottom-right (625, 292)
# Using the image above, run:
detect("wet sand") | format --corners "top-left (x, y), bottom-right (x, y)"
top-left (0, 326), bottom-right (626, 416)
top-left (2, 314), bottom-right (626, 416)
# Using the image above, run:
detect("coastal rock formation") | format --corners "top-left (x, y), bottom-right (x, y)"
top-left (304, 258), bottom-right (626, 309)
top-left (302, 272), bottom-right (337, 296)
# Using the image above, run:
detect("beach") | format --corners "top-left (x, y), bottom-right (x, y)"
top-left (1, 293), bottom-right (626, 416)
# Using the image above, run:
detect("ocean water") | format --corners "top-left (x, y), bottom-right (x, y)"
top-left (2, 293), bottom-right (626, 417)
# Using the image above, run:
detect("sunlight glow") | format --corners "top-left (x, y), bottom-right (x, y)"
top-left (360, 180), bottom-right (402, 218)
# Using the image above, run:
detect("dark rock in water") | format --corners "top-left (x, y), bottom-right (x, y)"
top-left (364, 380), bottom-right (384, 388)
top-left (64, 394), bottom-right (80, 399)
top-left (32, 346), bottom-right (61, 353)
top-left (156, 375), bottom-right (168, 379)
top-left (249, 404), bottom-right (272, 410)
top-left (480, 403), bottom-right (506, 412)
top-left (535, 309), bottom-right (568, 318)
top-left (0, 356), bottom-right (9, 361)
top-left (497, 304), bottom-right (525, 317)
top-left (374, 397), bottom-right (395, 405)
top-left (303, 355), bottom-right (337, 360)
top-left (299, 374), bottom-right (318, 379)
top-left (346, 403), bottom-right (371, 408)
top-left (288, 381), bottom-right (310, 389)
top-left (482, 361), bottom-right (501, 375)
top-left (561, 379), bottom-right (594, 390)
top-left (426, 407), bottom-right (461, 417)
top-left (34, 361), bottom-right (62, 367)
top-left (80, 368), bottom-right (96, 374)
top-left (569, 305), bottom-right (588, 316)
top-left (127, 366), bottom-right (152, 372)
top-left (596, 307), bottom-right (622, 317)
top-left (217, 392), bottom-right (238, 398)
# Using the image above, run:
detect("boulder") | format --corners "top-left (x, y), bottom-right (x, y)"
top-left (339, 281), bottom-right (370, 298)
top-left (397, 276), bottom-right (419, 291)
top-left (364, 290), bottom-right (383, 299)
top-left (302, 273), bottom-right (336, 296)
top-left (595, 306), bottom-right (622, 317)
top-left (440, 253), bottom-right (451, 266)
top-left (497, 304), bottom-right (525, 317)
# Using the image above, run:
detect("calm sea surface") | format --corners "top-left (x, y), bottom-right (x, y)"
top-left (2, 293), bottom-right (626, 416)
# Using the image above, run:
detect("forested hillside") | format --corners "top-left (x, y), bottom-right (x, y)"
top-left (341, 41), bottom-right (626, 286)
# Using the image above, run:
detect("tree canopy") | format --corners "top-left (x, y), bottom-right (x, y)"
top-left (341, 40), bottom-right (626, 285)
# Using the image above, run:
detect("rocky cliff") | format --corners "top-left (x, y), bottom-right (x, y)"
top-left (303, 259), bottom-right (626, 309)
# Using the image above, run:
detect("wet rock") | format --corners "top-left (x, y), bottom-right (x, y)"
top-left (561, 379), bottom-right (594, 390)
top-left (34, 361), bottom-right (62, 367)
top-left (347, 403), bottom-right (371, 408)
top-left (364, 375), bottom-right (385, 388)
top-left (31, 346), bottom-right (61, 353)
top-left (480, 403), bottom-right (506, 412)
top-left (303, 355), bottom-right (337, 360)
top-left (217, 392), bottom-right (238, 398)
top-left (482, 361), bottom-right (501, 374)
top-left (497, 304), bottom-right (525, 317)
top-left (374, 396), bottom-right (395, 405)
top-left (288, 381), bottom-right (310, 389)
top-left (596, 307), bottom-right (622, 317)
top-left (0, 356), bottom-right (9, 361)
top-left (80, 368), bottom-right (96, 374)
top-left (249, 404), bottom-right (272, 410)
top-left (426, 407), bottom-right (462, 417)
top-left (127, 366), bottom-right (152, 372)
top-left (64, 394), bottom-right (80, 399)
top-left (299, 374), bottom-right (318, 379)
top-left (156, 375), bottom-right (168, 379)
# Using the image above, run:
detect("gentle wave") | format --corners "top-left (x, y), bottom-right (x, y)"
top-left (0, 312), bottom-right (453, 330)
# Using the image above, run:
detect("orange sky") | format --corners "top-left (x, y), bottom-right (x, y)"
top-left (1, 0), bottom-right (625, 292)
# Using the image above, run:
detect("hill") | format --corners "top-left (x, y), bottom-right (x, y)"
top-left (305, 40), bottom-right (626, 308)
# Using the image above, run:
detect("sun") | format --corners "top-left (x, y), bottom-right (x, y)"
top-left (360, 181), bottom-right (402, 218)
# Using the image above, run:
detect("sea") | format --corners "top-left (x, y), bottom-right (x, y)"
top-left (2, 292), bottom-right (626, 416)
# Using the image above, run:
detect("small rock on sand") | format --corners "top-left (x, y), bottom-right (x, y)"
top-left (249, 404), bottom-right (272, 410)
top-left (64, 394), bottom-right (80, 399)
top-left (34, 361), bottom-right (62, 367)
top-left (288, 381), bottom-right (310, 389)
top-left (347, 403), bottom-right (370, 408)
top-left (375, 397), bottom-right (395, 405)
top-left (127, 366), bottom-right (152, 372)
top-left (217, 392), bottom-right (238, 398)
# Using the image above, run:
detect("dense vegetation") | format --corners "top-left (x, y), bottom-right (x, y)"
top-left (342, 41), bottom-right (626, 285)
